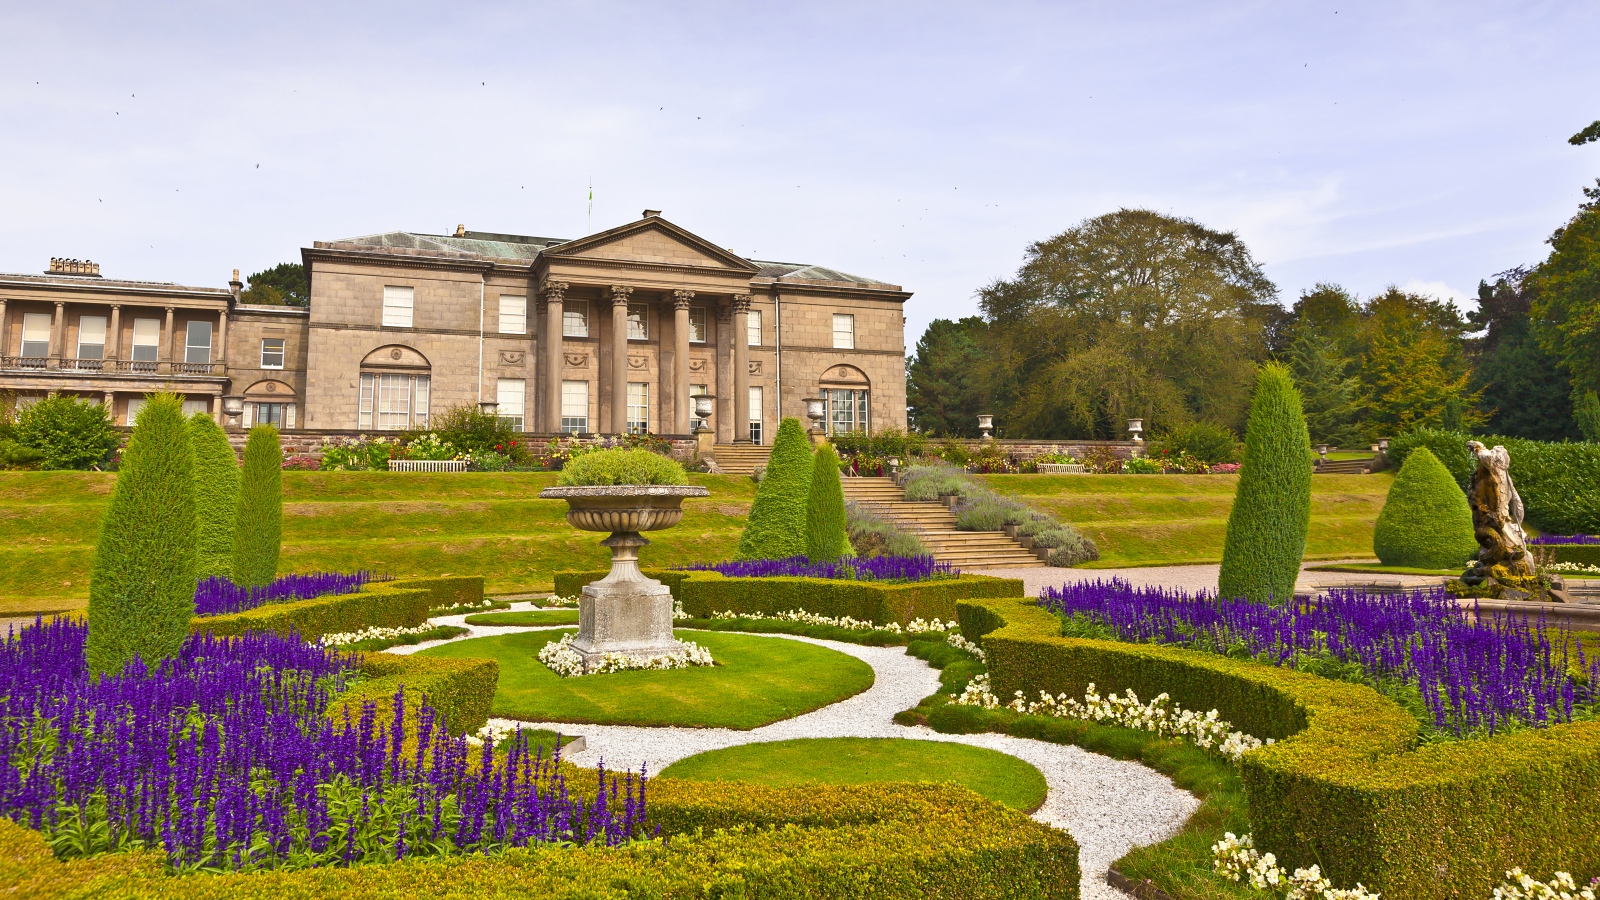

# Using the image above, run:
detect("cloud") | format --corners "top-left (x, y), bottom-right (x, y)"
top-left (1399, 279), bottom-right (1472, 308)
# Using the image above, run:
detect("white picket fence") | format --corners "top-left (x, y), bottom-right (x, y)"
top-left (387, 459), bottom-right (468, 473)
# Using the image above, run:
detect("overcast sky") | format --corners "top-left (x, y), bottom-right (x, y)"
top-left (2, 1), bottom-right (1596, 344)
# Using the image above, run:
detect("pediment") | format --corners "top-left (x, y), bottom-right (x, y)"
top-left (545, 218), bottom-right (759, 273)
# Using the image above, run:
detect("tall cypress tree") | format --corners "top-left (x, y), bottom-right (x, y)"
top-left (188, 413), bottom-right (240, 579)
top-left (231, 424), bottom-right (283, 588)
top-left (805, 443), bottom-right (850, 562)
top-left (735, 417), bottom-right (813, 560)
top-left (86, 393), bottom-right (197, 676)
top-left (1218, 363), bottom-right (1313, 605)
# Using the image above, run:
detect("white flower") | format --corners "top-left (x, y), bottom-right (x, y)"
top-left (537, 633), bottom-right (715, 677)
top-left (708, 608), bottom-right (957, 634)
top-left (321, 623), bottom-right (440, 646)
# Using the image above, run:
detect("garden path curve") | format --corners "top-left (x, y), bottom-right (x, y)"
top-left (396, 605), bottom-right (1200, 900)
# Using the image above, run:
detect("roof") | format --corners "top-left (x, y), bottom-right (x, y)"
top-left (0, 271), bottom-right (231, 296)
top-left (318, 226), bottom-right (900, 290)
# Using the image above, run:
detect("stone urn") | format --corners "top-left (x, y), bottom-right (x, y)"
top-left (538, 484), bottom-right (710, 668)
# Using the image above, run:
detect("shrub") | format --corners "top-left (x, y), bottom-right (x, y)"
top-left (556, 447), bottom-right (688, 485)
top-left (318, 436), bottom-right (401, 471)
top-left (1218, 363), bottom-right (1312, 604)
top-left (1388, 428), bottom-right (1600, 535)
top-left (1577, 390), bottom-right (1600, 443)
top-left (904, 463), bottom-right (1098, 568)
top-left (14, 393), bottom-right (119, 469)
top-left (187, 413), bottom-right (240, 579)
top-left (86, 393), bottom-right (197, 676)
top-left (428, 403), bottom-right (524, 457)
top-left (0, 439), bottom-right (46, 470)
top-left (736, 417), bottom-right (813, 559)
top-left (1387, 427), bottom-right (1473, 485)
top-left (1153, 421), bottom-right (1239, 464)
top-left (805, 443), bottom-right (850, 561)
top-left (1373, 447), bottom-right (1478, 569)
top-left (844, 501), bottom-right (929, 557)
top-left (1123, 455), bottom-right (1162, 474)
top-left (231, 424), bottom-right (283, 588)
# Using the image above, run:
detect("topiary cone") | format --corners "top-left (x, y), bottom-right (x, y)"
top-left (1218, 363), bottom-right (1313, 604)
top-left (735, 417), bottom-right (813, 560)
top-left (86, 393), bottom-right (197, 676)
top-left (231, 424), bottom-right (283, 588)
top-left (1373, 447), bottom-right (1478, 569)
top-left (805, 443), bottom-right (850, 562)
top-left (188, 412), bottom-right (240, 579)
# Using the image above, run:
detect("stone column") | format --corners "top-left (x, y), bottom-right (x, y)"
top-left (672, 290), bottom-right (694, 435)
top-left (216, 308), bottom-right (229, 371)
top-left (731, 293), bottom-right (751, 444)
top-left (714, 303), bottom-right (733, 443)
top-left (161, 306), bottom-right (176, 370)
top-left (609, 285), bottom-right (633, 435)
top-left (48, 301), bottom-right (64, 366)
top-left (102, 391), bottom-right (114, 410)
top-left (107, 305), bottom-right (121, 361)
top-left (541, 281), bottom-right (567, 433)
top-left (0, 299), bottom-right (8, 357)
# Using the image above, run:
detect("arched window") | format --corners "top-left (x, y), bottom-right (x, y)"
top-left (819, 365), bottom-right (870, 435)
top-left (243, 379), bottom-right (298, 429)
top-left (359, 345), bottom-right (431, 430)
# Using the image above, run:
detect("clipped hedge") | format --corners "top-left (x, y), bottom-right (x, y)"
top-left (190, 578), bottom-right (463, 639)
top-left (959, 595), bottom-right (1600, 900)
top-left (188, 412), bottom-right (240, 579)
top-left (231, 424), bottom-right (283, 587)
top-left (2, 778), bottom-right (1077, 900)
top-left (330, 651), bottom-right (498, 736)
top-left (1552, 545), bottom-right (1600, 566)
top-left (1372, 447), bottom-right (1478, 569)
top-left (736, 417), bottom-right (813, 560)
top-left (1218, 364), bottom-right (1313, 604)
top-left (556, 569), bottom-right (1022, 624)
top-left (1389, 428), bottom-right (1600, 535)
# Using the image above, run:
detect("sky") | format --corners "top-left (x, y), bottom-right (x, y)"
top-left (1, 1), bottom-right (1597, 346)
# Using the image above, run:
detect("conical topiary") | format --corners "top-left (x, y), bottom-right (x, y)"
top-left (86, 393), bottom-right (197, 676)
top-left (1373, 447), bottom-right (1478, 569)
top-left (1218, 363), bottom-right (1313, 604)
top-left (805, 443), bottom-right (850, 562)
top-left (231, 424), bottom-right (283, 588)
top-left (735, 417), bottom-right (814, 560)
top-left (188, 412), bottom-right (240, 579)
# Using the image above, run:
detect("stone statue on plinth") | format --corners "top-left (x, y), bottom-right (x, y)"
top-left (1450, 441), bottom-right (1566, 602)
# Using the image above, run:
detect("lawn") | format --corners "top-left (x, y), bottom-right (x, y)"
top-left (981, 472), bottom-right (1393, 568)
top-left (660, 737), bottom-right (1049, 812)
top-left (0, 471), bottom-right (754, 616)
top-left (463, 609), bottom-right (582, 626)
top-left (416, 629), bottom-right (875, 729)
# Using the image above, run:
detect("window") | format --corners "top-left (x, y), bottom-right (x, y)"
top-left (182, 398), bottom-right (210, 417)
top-left (185, 320), bottom-right (212, 364)
top-left (20, 313), bottom-right (50, 357)
top-left (359, 373), bottom-right (430, 430)
top-left (747, 308), bottom-right (762, 346)
top-left (626, 382), bottom-right (649, 434)
top-left (260, 338), bottom-right (286, 369)
top-left (77, 316), bottom-right (106, 360)
top-left (561, 380), bottom-right (589, 434)
top-left (832, 314), bottom-right (855, 350)
top-left (689, 306), bottom-right (707, 343)
top-left (749, 386), bottom-right (764, 445)
top-left (131, 318), bottom-right (160, 366)
top-left (498, 295), bottom-right (526, 334)
top-left (627, 302), bottom-right (649, 340)
top-left (827, 388), bottom-right (869, 435)
top-left (382, 286), bottom-right (414, 328)
top-left (125, 397), bottom-right (144, 426)
top-left (253, 403), bottom-right (284, 426)
top-left (496, 378), bottom-right (525, 431)
top-left (563, 301), bottom-right (589, 337)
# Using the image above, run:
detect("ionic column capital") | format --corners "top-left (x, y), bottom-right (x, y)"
top-left (540, 281), bottom-right (569, 303)
top-left (672, 289), bottom-right (696, 311)
top-left (609, 285), bottom-right (634, 306)
top-left (730, 293), bottom-right (752, 314)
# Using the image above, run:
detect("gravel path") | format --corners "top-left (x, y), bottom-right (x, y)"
top-left (968, 558), bottom-right (1459, 598)
top-left (392, 603), bottom-right (1200, 900)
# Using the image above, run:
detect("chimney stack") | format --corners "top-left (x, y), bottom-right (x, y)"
top-left (642, 209), bottom-right (662, 219)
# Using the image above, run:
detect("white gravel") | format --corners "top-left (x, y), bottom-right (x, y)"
top-left (391, 601), bottom-right (1199, 899)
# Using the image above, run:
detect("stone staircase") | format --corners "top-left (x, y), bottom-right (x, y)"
top-left (711, 444), bottom-right (772, 475)
top-left (1313, 456), bottom-right (1376, 475)
top-left (840, 477), bottom-right (1043, 569)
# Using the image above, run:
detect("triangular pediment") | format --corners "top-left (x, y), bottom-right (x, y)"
top-left (545, 218), bottom-right (759, 273)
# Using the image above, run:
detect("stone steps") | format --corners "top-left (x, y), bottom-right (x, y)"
top-left (711, 444), bottom-right (772, 475)
top-left (839, 477), bottom-right (1043, 569)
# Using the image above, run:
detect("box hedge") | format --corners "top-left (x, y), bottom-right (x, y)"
top-left (330, 651), bottom-right (499, 736)
top-left (1388, 427), bottom-right (1600, 535)
top-left (1552, 544), bottom-right (1600, 566)
top-left (191, 576), bottom-right (480, 639)
top-left (1218, 363), bottom-right (1313, 605)
top-left (959, 595), bottom-right (1600, 900)
top-left (1372, 447), bottom-right (1478, 569)
top-left (736, 416), bottom-right (813, 560)
top-left (187, 412), bottom-right (240, 579)
top-left (2, 771), bottom-right (1077, 900)
top-left (555, 569), bottom-right (1022, 624)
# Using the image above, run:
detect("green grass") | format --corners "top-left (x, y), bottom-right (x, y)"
top-left (463, 609), bottom-right (581, 627)
top-left (1305, 561), bottom-right (1461, 577)
top-left (979, 473), bottom-right (1392, 568)
top-left (415, 629), bottom-right (874, 730)
top-left (660, 737), bottom-right (1048, 812)
top-left (0, 471), bottom-right (754, 616)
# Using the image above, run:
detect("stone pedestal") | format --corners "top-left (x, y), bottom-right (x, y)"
top-left (570, 532), bottom-right (685, 666)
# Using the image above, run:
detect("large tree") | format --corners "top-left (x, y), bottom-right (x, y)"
top-left (1286, 325), bottom-right (1363, 448)
top-left (1465, 270), bottom-right (1578, 441)
top-left (975, 209), bottom-right (1276, 439)
top-left (906, 317), bottom-right (988, 436)
top-left (241, 262), bottom-right (309, 307)
top-left (1358, 288), bottom-right (1481, 435)
top-left (1527, 180), bottom-right (1600, 397)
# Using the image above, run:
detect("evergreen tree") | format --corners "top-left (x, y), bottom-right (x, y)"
top-left (1372, 448), bottom-right (1478, 569)
top-left (1466, 272), bottom-right (1578, 441)
top-left (906, 317), bottom-right (989, 436)
top-left (735, 418), bottom-right (813, 560)
top-left (1528, 180), bottom-right (1600, 397)
top-left (1218, 364), bottom-right (1312, 605)
top-left (86, 393), bottom-right (197, 676)
top-left (1577, 391), bottom-right (1600, 442)
top-left (1286, 325), bottom-right (1364, 447)
top-left (188, 413), bottom-right (240, 579)
top-left (804, 443), bottom-right (850, 562)
top-left (231, 424), bottom-right (283, 587)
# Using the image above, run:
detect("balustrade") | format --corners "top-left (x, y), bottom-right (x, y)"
top-left (0, 357), bottom-right (226, 376)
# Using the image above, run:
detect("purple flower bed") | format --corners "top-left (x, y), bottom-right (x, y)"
top-left (1530, 534), bottom-right (1600, 545)
top-left (195, 571), bottom-right (383, 616)
top-left (0, 619), bottom-right (646, 871)
top-left (1039, 579), bottom-right (1596, 736)
top-left (684, 554), bottom-right (956, 582)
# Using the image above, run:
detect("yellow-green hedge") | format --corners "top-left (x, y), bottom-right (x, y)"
top-left (189, 576), bottom-right (480, 639)
top-left (328, 652), bottom-right (499, 736)
top-left (959, 596), bottom-right (1600, 900)
top-left (2, 781), bottom-right (1078, 900)
top-left (556, 569), bottom-right (1021, 624)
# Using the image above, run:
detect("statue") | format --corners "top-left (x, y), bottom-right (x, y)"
top-left (1451, 441), bottom-right (1567, 602)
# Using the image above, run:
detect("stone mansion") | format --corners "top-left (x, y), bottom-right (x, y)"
top-left (0, 212), bottom-right (910, 444)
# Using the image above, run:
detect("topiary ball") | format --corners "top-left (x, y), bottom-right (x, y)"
top-left (1373, 447), bottom-right (1478, 569)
